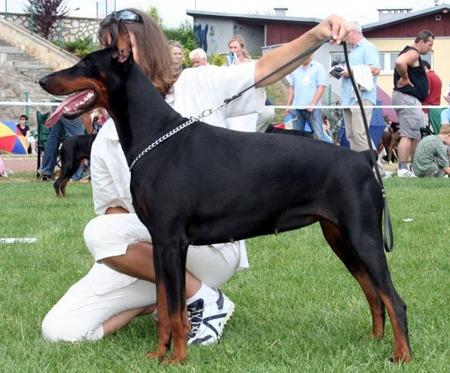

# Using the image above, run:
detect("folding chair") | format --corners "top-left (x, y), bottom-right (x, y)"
top-left (428, 107), bottom-right (444, 134)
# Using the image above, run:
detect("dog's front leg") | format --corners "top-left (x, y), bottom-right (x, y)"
top-left (147, 282), bottom-right (171, 362)
top-left (147, 242), bottom-right (189, 364)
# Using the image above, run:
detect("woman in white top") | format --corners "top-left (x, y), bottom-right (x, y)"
top-left (42, 8), bottom-right (348, 345)
top-left (225, 35), bottom-right (259, 132)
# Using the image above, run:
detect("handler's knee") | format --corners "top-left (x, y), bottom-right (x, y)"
top-left (83, 214), bottom-right (150, 261)
top-left (83, 216), bottom-right (107, 254)
top-left (42, 311), bottom-right (102, 342)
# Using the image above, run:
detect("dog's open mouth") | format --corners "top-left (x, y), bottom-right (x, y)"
top-left (46, 89), bottom-right (97, 127)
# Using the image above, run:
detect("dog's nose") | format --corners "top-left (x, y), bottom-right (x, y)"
top-left (39, 76), bottom-right (48, 89)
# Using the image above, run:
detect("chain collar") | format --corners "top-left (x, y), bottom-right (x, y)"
top-left (129, 117), bottom-right (198, 171)
top-left (128, 100), bottom-right (228, 172)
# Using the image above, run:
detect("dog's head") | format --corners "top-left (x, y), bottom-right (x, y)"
top-left (39, 21), bottom-right (134, 127)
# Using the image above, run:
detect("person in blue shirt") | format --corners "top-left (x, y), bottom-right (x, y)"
top-left (285, 54), bottom-right (332, 142)
top-left (340, 21), bottom-right (380, 151)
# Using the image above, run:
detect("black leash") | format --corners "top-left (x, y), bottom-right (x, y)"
top-left (342, 42), bottom-right (394, 252)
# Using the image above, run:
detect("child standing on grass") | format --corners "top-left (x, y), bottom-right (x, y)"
top-left (412, 125), bottom-right (450, 177)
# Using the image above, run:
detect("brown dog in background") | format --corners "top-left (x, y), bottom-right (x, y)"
top-left (378, 122), bottom-right (400, 163)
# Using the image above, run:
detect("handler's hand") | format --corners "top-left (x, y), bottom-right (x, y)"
top-left (396, 76), bottom-right (413, 89)
top-left (315, 15), bottom-right (349, 45)
top-left (340, 69), bottom-right (350, 78)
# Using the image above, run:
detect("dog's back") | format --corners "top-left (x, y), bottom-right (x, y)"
top-left (132, 123), bottom-right (380, 244)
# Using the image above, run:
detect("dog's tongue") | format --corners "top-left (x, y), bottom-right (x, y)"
top-left (45, 90), bottom-right (91, 127)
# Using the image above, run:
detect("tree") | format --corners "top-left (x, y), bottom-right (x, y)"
top-left (24, 0), bottom-right (68, 39)
top-left (148, 6), bottom-right (163, 27)
top-left (164, 20), bottom-right (197, 52)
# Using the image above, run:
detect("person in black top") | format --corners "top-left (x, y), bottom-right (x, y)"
top-left (16, 114), bottom-right (35, 154)
top-left (392, 30), bottom-right (434, 177)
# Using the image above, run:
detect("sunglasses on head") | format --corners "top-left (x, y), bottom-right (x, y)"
top-left (100, 10), bottom-right (143, 26)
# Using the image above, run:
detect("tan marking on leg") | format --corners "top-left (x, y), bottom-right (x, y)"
top-left (379, 293), bottom-right (411, 363)
top-left (147, 283), bottom-right (170, 362)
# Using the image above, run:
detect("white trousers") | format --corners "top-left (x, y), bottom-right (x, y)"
top-left (42, 213), bottom-right (243, 342)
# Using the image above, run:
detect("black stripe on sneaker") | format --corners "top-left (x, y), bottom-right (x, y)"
top-left (202, 312), bottom-right (228, 337)
top-left (216, 290), bottom-right (224, 310)
top-left (190, 335), bottom-right (213, 345)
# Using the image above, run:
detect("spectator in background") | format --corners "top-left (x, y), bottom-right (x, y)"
top-left (285, 54), bottom-right (332, 142)
top-left (392, 30), bottom-right (434, 177)
top-left (422, 60), bottom-right (442, 126)
top-left (340, 21), bottom-right (380, 151)
top-left (412, 125), bottom-right (450, 177)
top-left (323, 114), bottom-right (333, 141)
top-left (15, 114), bottom-right (36, 154)
top-left (225, 35), bottom-right (275, 133)
top-left (225, 35), bottom-right (258, 132)
top-left (189, 48), bottom-right (208, 67)
top-left (226, 35), bottom-right (251, 66)
top-left (37, 116), bottom-right (84, 181)
top-left (169, 40), bottom-right (184, 78)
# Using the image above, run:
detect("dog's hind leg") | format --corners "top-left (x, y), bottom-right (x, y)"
top-left (54, 177), bottom-right (70, 197)
top-left (346, 224), bottom-right (411, 363)
top-left (320, 220), bottom-right (385, 339)
top-left (147, 241), bottom-right (190, 364)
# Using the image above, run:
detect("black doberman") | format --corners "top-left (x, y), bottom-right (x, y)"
top-left (54, 134), bottom-right (96, 197)
top-left (39, 25), bottom-right (410, 364)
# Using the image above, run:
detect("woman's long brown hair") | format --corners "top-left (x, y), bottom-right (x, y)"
top-left (98, 8), bottom-right (176, 96)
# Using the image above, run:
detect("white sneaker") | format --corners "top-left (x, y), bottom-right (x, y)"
top-left (187, 290), bottom-right (235, 345)
top-left (397, 168), bottom-right (417, 178)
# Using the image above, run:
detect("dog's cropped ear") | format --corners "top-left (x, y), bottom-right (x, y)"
top-left (112, 20), bottom-right (132, 64)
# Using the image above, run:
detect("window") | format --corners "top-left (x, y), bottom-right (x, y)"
top-left (380, 51), bottom-right (433, 74)
top-left (329, 52), bottom-right (346, 67)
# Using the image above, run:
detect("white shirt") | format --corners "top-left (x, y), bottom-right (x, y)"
top-left (91, 61), bottom-right (266, 269)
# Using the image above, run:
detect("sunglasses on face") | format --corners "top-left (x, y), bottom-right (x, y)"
top-left (100, 10), bottom-right (143, 26)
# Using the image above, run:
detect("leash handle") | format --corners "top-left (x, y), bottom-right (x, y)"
top-left (342, 42), bottom-right (394, 252)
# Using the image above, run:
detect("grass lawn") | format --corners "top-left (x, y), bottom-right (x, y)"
top-left (0, 172), bottom-right (449, 372)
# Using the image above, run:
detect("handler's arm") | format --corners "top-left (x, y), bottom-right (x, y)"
top-left (255, 15), bottom-right (348, 87)
top-left (395, 49), bottom-right (419, 88)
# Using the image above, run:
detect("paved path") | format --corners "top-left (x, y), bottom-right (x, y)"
top-left (1, 155), bottom-right (37, 173)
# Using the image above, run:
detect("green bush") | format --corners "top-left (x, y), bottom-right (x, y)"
top-left (54, 37), bottom-right (98, 58)
top-left (208, 54), bottom-right (227, 66)
top-left (164, 20), bottom-right (197, 51)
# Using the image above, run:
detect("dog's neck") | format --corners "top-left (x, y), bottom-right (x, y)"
top-left (107, 64), bottom-right (183, 165)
